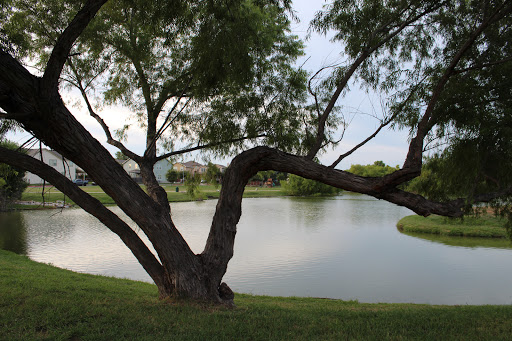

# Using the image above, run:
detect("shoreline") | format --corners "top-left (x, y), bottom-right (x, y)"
top-left (397, 214), bottom-right (509, 239)
top-left (2, 249), bottom-right (512, 340)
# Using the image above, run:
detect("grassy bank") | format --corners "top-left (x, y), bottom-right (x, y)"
top-left (397, 214), bottom-right (508, 238)
top-left (1, 249), bottom-right (512, 340)
top-left (20, 184), bottom-right (287, 207)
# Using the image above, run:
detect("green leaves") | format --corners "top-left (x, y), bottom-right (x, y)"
top-left (346, 161), bottom-right (399, 177)
top-left (203, 162), bottom-right (220, 188)
top-left (3, 0), bottom-right (308, 157)
top-left (0, 140), bottom-right (28, 211)
top-left (284, 174), bottom-right (341, 196)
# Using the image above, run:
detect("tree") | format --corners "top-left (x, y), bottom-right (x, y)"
top-left (0, 140), bottom-right (28, 211)
top-left (250, 170), bottom-right (287, 183)
top-left (165, 169), bottom-right (179, 183)
top-left (347, 161), bottom-right (399, 178)
top-left (115, 151), bottom-right (128, 160)
top-left (1, 0), bottom-right (511, 305)
top-left (203, 162), bottom-right (221, 188)
top-left (184, 172), bottom-right (202, 199)
top-left (284, 174), bottom-right (341, 196)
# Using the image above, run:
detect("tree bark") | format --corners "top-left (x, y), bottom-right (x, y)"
top-left (0, 47), bottom-right (231, 304)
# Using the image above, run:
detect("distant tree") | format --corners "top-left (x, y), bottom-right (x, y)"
top-left (250, 170), bottom-right (287, 183)
top-left (115, 151), bottom-right (128, 160)
top-left (284, 174), bottom-right (341, 196)
top-left (406, 147), bottom-right (512, 235)
top-left (184, 172), bottom-right (202, 199)
top-left (203, 162), bottom-right (220, 188)
top-left (275, 172), bottom-right (288, 181)
top-left (347, 161), bottom-right (399, 178)
top-left (0, 140), bottom-right (28, 211)
top-left (249, 171), bottom-right (265, 182)
top-left (165, 169), bottom-right (179, 183)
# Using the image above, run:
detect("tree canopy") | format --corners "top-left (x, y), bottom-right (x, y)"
top-left (203, 162), bottom-right (221, 188)
top-left (165, 169), bottom-right (179, 183)
top-left (347, 161), bottom-right (399, 178)
top-left (284, 174), bottom-right (341, 196)
top-left (0, 0), bottom-right (511, 305)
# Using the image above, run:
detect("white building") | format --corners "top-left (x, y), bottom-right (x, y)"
top-left (121, 158), bottom-right (174, 183)
top-left (153, 159), bottom-right (174, 183)
top-left (25, 149), bottom-right (77, 184)
top-left (121, 159), bottom-right (141, 181)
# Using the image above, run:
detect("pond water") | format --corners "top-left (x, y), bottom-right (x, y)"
top-left (1, 193), bottom-right (512, 305)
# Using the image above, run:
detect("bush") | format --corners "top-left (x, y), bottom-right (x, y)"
top-left (166, 169), bottom-right (179, 183)
top-left (284, 174), bottom-right (341, 196)
top-left (0, 140), bottom-right (28, 211)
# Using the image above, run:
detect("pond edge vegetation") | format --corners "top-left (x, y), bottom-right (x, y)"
top-left (397, 214), bottom-right (509, 239)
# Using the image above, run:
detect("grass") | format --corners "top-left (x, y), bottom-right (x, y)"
top-left (2, 249), bottom-right (512, 340)
top-left (19, 184), bottom-right (287, 208)
top-left (397, 214), bottom-right (508, 238)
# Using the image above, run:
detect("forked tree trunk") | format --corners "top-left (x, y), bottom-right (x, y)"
top-left (0, 36), bottom-right (472, 306)
top-left (0, 51), bottom-right (237, 304)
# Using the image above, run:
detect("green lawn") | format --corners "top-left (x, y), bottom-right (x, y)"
top-left (20, 184), bottom-right (287, 207)
top-left (397, 214), bottom-right (508, 238)
top-left (1, 249), bottom-right (512, 340)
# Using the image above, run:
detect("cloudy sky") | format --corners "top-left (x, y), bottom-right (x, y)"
top-left (7, 0), bottom-right (410, 170)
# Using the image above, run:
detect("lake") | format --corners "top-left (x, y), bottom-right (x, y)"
top-left (1, 193), bottom-right (512, 305)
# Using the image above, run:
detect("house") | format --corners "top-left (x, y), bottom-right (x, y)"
top-left (121, 159), bottom-right (142, 183)
top-left (173, 161), bottom-right (207, 175)
top-left (121, 158), bottom-right (174, 183)
top-left (153, 159), bottom-right (173, 183)
top-left (172, 161), bottom-right (228, 175)
top-left (214, 164), bottom-right (227, 173)
top-left (25, 149), bottom-right (77, 184)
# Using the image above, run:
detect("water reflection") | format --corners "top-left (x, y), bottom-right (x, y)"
top-left (0, 211), bottom-right (27, 254)
top-left (1, 194), bottom-right (512, 305)
top-left (399, 230), bottom-right (512, 249)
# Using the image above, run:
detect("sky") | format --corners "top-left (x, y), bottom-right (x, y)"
top-left (6, 0), bottom-right (411, 170)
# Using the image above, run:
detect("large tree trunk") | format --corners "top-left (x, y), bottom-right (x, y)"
top-left (0, 47), bottom-right (235, 304)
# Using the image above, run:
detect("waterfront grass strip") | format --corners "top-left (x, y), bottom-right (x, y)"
top-left (397, 214), bottom-right (507, 238)
top-left (1, 249), bottom-right (512, 340)
top-left (20, 185), bottom-right (287, 207)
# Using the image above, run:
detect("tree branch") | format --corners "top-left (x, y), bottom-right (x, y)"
top-left (0, 146), bottom-right (167, 288)
top-left (155, 134), bottom-right (266, 161)
top-left (42, 0), bottom-right (108, 91)
top-left (66, 58), bottom-right (141, 162)
top-left (329, 78), bottom-right (425, 168)
top-left (403, 1), bottom-right (512, 170)
top-left (453, 55), bottom-right (512, 75)
top-left (306, 2), bottom-right (445, 160)
top-left (201, 145), bottom-right (475, 288)
top-left (145, 78), bottom-right (193, 158)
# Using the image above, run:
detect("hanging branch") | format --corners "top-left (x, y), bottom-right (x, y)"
top-left (66, 58), bottom-right (141, 162)
top-left (403, 0), bottom-right (512, 170)
top-left (306, 1), bottom-right (447, 160)
top-left (453, 55), bottom-right (512, 75)
top-left (42, 0), bottom-right (108, 92)
top-left (329, 77), bottom-right (425, 168)
top-left (156, 134), bottom-right (267, 161)
top-left (145, 78), bottom-right (194, 158)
